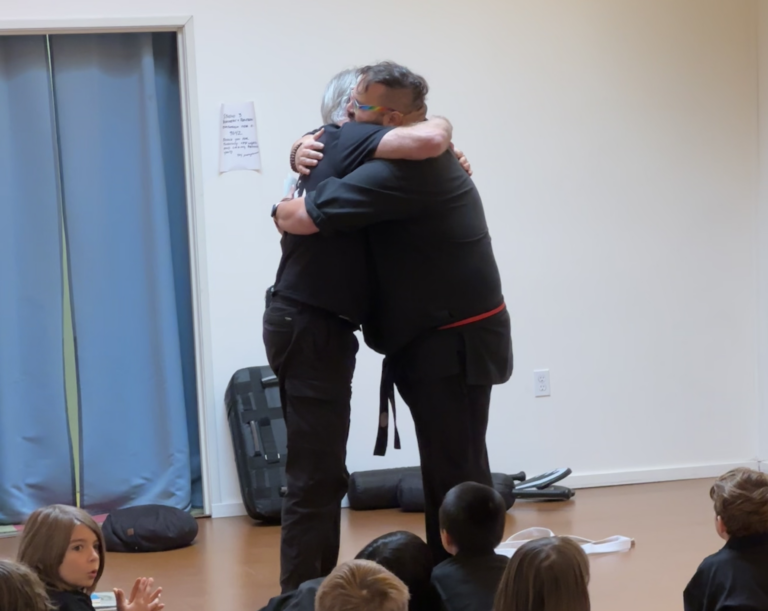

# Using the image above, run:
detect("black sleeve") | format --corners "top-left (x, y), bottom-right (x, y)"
top-left (683, 562), bottom-right (713, 611)
top-left (304, 159), bottom-right (424, 235)
top-left (257, 591), bottom-right (296, 611)
top-left (302, 125), bottom-right (325, 137)
top-left (335, 122), bottom-right (393, 176)
top-left (258, 579), bottom-right (320, 611)
top-left (429, 565), bottom-right (452, 611)
top-left (295, 123), bottom-right (335, 196)
top-left (46, 590), bottom-right (94, 611)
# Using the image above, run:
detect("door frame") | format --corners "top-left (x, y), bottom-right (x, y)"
top-left (0, 16), bottom-right (219, 514)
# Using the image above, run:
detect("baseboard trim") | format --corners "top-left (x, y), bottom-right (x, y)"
top-left (213, 495), bottom-right (351, 518)
top-left (211, 501), bottom-right (247, 518)
top-left (563, 461), bottom-right (760, 489)
top-left (211, 461), bottom-right (760, 518)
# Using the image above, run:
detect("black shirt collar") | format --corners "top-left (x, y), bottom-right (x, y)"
top-left (725, 532), bottom-right (768, 550)
top-left (454, 549), bottom-right (500, 560)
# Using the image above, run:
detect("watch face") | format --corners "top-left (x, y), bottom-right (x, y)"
top-left (271, 203), bottom-right (279, 217)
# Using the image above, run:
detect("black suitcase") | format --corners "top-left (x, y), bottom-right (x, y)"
top-left (225, 366), bottom-right (287, 523)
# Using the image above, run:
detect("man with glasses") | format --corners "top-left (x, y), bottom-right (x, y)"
top-left (265, 66), bottom-right (462, 594)
top-left (274, 61), bottom-right (513, 572)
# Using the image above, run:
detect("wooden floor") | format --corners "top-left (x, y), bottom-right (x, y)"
top-left (0, 479), bottom-right (723, 611)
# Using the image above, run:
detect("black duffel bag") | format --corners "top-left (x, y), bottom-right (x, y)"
top-left (347, 466), bottom-right (422, 510)
top-left (397, 472), bottom-right (517, 512)
top-left (102, 504), bottom-right (198, 553)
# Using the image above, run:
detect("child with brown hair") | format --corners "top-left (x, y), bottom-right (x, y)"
top-left (315, 559), bottom-right (410, 611)
top-left (684, 467), bottom-right (768, 611)
top-left (17, 504), bottom-right (164, 611)
top-left (493, 536), bottom-right (590, 611)
top-left (0, 558), bottom-right (54, 611)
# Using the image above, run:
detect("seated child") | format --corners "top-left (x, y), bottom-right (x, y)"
top-left (356, 530), bottom-right (440, 611)
top-left (260, 530), bottom-right (439, 611)
top-left (684, 467), bottom-right (768, 611)
top-left (430, 482), bottom-right (509, 611)
top-left (0, 558), bottom-right (53, 611)
top-left (17, 504), bottom-right (163, 611)
top-left (315, 559), bottom-right (409, 611)
top-left (493, 536), bottom-right (590, 611)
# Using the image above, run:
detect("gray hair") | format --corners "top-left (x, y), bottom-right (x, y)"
top-left (321, 68), bottom-right (360, 125)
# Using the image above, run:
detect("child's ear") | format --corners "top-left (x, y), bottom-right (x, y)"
top-left (440, 529), bottom-right (457, 555)
top-left (715, 515), bottom-right (729, 541)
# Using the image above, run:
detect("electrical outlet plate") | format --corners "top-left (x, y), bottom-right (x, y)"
top-left (534, 369), bottom-right (550, 397)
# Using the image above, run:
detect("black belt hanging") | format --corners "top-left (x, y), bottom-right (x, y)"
top-left (372, 302), bottom-right (505, 456)
top-left (374, 356), bottom-right (401, 456)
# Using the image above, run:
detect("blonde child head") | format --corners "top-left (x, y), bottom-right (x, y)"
top-left (316, 559), bottom-right (410, 611)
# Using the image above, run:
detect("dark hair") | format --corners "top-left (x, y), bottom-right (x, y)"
top-left (355, 531), bottom-right (435, 611)
top-left (711, 467), bottom-right (768, 537)
top-left (493, 537), bottom-right (590, 611)
top-left (358, 61), bottom-right (428, 113)
top-left (439, 482), bottom-right (506, 555)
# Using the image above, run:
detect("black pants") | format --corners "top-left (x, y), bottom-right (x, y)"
top-left (396, 373), bottom-right (493, 565)
top-left (263, 293), bottom-right (358, 593)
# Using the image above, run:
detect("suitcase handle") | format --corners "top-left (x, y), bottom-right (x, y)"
top-left (248, 421), bottom-right (261, 456)
top-left (252, 417), bottom-right (281, 464)
top-left (261, 374), bottom-right (279, 388)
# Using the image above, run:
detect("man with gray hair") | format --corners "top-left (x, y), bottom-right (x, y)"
top-left (321, 68), bottom-right (357, 125)
top-left (264, 66), bottom-right (457, 593)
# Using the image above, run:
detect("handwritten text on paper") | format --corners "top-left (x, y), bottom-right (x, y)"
top-left (220, 102), bottom-right (261, 172)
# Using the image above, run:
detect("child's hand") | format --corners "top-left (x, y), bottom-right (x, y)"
top-left (114, 577), bottom-right (164, 611)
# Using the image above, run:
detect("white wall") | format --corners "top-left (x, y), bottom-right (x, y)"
top-left (1, 0), bottom-right (761, 515)
top-left (759, 0), bottom-right (768, 464)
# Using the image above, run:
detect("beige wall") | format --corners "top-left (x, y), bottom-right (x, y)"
top-left (758, 0), bottom-right (768, 464)
top-left (1, 0), bottom-right (760, 514)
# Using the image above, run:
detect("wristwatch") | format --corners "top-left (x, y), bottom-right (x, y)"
top-left (271, 202), bottom-right (280, 218)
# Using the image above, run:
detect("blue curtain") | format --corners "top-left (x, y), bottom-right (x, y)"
top-left (0, 36), bottom-right (75, 523)
top-left (50, 33), bottom-right (196, 512)
top-left (151, 34), bottom-right (202, 508)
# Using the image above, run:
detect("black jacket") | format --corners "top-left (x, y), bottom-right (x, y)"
top-left (306, 151), bottom-right (507, 359)
top-left (273, 123), bottom-right (390, 326)
top-left (683, 533), bottom-right (768, 611)
top-left (47, 588), bottom-right (94, 611)
top-left (306, 152), bottom-right (512, 402)
top-left (431, 553), bottom-right (509, 611)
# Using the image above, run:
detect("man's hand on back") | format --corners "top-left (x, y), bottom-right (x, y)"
top-left (451, 143), bottom-right (472, 176)
top-left (293, 128), bottom-right (325, 175)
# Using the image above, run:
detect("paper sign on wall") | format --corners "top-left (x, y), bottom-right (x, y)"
top-left (219, 102), bottom-right (261, 172)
